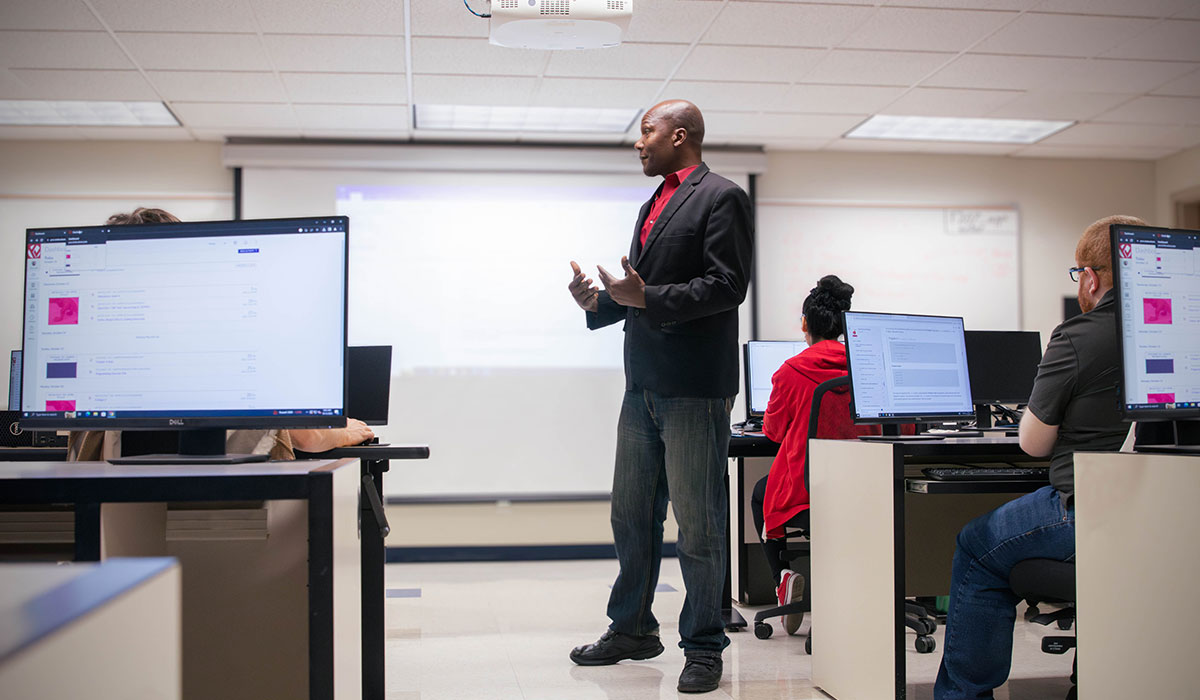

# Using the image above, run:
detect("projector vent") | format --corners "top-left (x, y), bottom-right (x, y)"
top-left (540, 0), bottom-right (570, 16)
top-left (498, 0), bottom-right (518, 7)
top-left (607, 0), bottom-right (627, 9)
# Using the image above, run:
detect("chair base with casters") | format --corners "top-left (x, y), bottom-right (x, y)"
top-left (1010, 558), bottom-right (1077, 700)
top-left (752, 534), bottom-right (812, 652)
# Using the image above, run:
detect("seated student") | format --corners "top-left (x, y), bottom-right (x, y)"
top-left (933, 215), bottom-right (1143, 700)
top-left (66, 207), bottom-right (373, 461)
top-left (749, 275), bottom-right (877, 634)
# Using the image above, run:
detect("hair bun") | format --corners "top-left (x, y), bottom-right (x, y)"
top-left (814, 275), bottom-right (854, 310)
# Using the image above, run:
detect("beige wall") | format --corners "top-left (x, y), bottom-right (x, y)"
top-left (756, 151), bottom-right (1157, 345)
top-left (1154, 143), bottom-right (1200, 227)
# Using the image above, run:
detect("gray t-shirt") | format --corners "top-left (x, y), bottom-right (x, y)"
top-left (1026, 290), bottom-right (1128, 503)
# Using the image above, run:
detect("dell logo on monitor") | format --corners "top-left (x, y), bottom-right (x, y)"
top-left (169, 419), bottom-right (185, 426)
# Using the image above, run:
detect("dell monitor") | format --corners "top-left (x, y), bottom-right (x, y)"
top-left (347, 345), bottom-right (392, 426)
top-left (964, 330), bottom-right (1042, 427)
top-left (742, 340), bottom-right (807, 428)
top-left (843, 311), bottom-right (975, 431)
top-left (1111, 223), bottom-right (1200, 451)
top-left (7, 350), bottom-right (19, 411)
top-left (19, 216), bottom-right (349, 463)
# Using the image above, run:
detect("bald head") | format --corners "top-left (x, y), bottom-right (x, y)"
top-left (647, 100), bottom-right (705, 148)
top-left (635, 100), bottom-right (705, 177)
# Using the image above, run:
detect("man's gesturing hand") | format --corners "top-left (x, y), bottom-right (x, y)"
top-left (596, 256), bottom-right (646, 309)
top-left (569, 260), bottom-right (600, 312)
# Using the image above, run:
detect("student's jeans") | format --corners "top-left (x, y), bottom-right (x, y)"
top-left (606, 389), bottom-right (732, 655)
top-left (934, 485), bottom-right (1075, 699)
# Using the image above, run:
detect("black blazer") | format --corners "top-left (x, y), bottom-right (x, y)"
top-left (587, 163), bottom-right (753, 398)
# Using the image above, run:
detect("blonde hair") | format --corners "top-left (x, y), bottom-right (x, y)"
top-left (1076, 214), bottom-right (1147, 287)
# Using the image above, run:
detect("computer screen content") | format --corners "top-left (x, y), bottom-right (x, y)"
top-left (964, 330), bottom-right (1042, 404)
top-left (347, 345), bottom-right (392, 426)
top-left (1112, 224), bottom-right (1200, 419)
top-left (844, 311), bottom-right (974, 424)
top-left (743, 340), bottom-right (808, 418)
top-left (20, 216), bottom-right (348, 455)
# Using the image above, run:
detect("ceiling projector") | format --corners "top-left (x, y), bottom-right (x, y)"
top-left (489, 0), bottom-right (632, 50)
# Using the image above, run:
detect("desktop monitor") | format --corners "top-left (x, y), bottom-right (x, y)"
top-left (743, 340), bottom-right (808, 421)
top-left (347, 345), bottom-right (392, 426)
top-left (19, 216), bottom-right (349, 462)
top-left (843, 311), bottom-right (975, 425)
top-left (964, 330), bottom-right (1042, 404)
top-left (1111, 223), bottom-right (1200, 421)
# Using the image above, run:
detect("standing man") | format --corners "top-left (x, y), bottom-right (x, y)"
top-left (934, 215), bottom-right (1144, 699)
top-left (565, 100), bottom-right (752, 694)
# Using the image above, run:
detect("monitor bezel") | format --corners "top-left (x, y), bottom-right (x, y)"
top-left (963, 330), bottom-right (1042, 405)
top-left (1111, 223), bottom-right (1200, 422)
top-left (843, 310), bottom-right (977, 425)
top-left (18, 215), bottom-right (350, 432)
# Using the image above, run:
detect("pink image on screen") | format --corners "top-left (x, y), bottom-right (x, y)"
top-left (45, 400), bottom-right (76, 411)
top-left (48, 297), bottom-right (80, 325)
top-left (1147, 393), bottom-right (1175, 404)
top-left (1143, 298), bottom-right (1172, 325)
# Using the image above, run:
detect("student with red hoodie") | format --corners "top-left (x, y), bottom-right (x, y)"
top-left (750, 275), bottom-right (875, 634)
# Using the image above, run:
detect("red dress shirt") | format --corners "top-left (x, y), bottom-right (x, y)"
top-left (639, 165), bottom-right (698, 249)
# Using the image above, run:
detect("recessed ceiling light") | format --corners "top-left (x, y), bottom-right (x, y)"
top-left (415, 104), bottom-right (639, 133)
top-left (845, 115), bottom-right (1074, 144)
top-left (0, 100), bottom-right (179, 127)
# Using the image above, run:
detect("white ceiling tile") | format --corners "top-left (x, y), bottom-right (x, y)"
top-left (248, 0), bottom-right (405, 36)
top-left (0, 69), bottom-right (34, 99)
top-left (1011, 144), bottom-right (1178, 160)
top-left (0, 0), bottom-right (102, 30)
top-left (533, 78), bottom-right (659, 109)
top-left (1039, 122), bottom-right (1200, 148)
top-left (801, 50), bottom-right (955, 86)
top-left (189, 126), bottom-right (301, 140)
top-left (925, 55), bottom-right (1090, 91)
top-left (263, 34), bottom-right (405, 73)
top-left (545, 43), bottom-right (690, 80)
top-left (883, 0), bottom-right (1039, 8)
top-left (1046, 58), bottom-right (1197, 93)
top-left (674, 45), bottom-right (827, 83)
top-left (625, 0), bottom-right (725, 44)
top-left (986, 91), bottom-right (1134, 121)
top-left (663, 80), bottom-right (789, 113)
top-left (411, 75), bottom-right (538, 106)
top-left (147, 71), bottom-right (288, 103)
top-left (705, 111), bottom-right (865, 139)
top-left (410, 37), bottom-right (541, 76)
top-left (1035, 0), bottom-right (1195, 18)
top-left (972, 14), bottom-right (1156, 58)
top-left (1152, 67), bottom-right (1200, 96)
top-left (90, 0), bottom-right (257, 32)
top-left (0, 31), bottom-right (132, 70)
top-left (763, 139), bottom-right (836, 153)
top-left (170, 102), bottom-right (299, 130)
top-left (118, 33), bottom-right (271, 72)
top-left (840, 8), bottom-right (1018, 52)
top-left (304, 128), bottom-right (411, 140)
top-left (823, 137), bottom-right (925, 153)
top-left (1103, 19), bottom-right (1200, 62)
top-left (293, 104), bottom-right (409, 130)
top-left (1093, 96), bottom-right (1200, 125)
top-left (777, 84), bottom-right (907, 114)
top-left (1175, 3), bottom-right (1200, 19)
top-left (408, 1), bottom-right (489, 38)
top-left (913, 141), bottom-right (1022, 155)
top-left (516, 132), bottom-right (628, 145)
top-left (281, 73), bottom-right (407, 104)
top-left (8, 69), bottom-right (158, 100)
top-left (0, 125), bottom-right (85, 140)
top-left (703, 2), bottom-right (875, 48)
top-left (879, 87), bottom-right (1021, 117)
top-left (412, 129), bottom-right (519, 143)
top-left (73, 126), bottom-right (194, 140)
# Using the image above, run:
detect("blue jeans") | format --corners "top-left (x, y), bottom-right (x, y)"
top-left (606, 389), bottom-right (732, 654)
top-left (934, 485), bottom-right (1075, 699)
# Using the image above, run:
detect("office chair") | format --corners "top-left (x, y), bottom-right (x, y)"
top-left (1010, 558), bottom-right (1077, 700)
top-left (751, 376), bottom-right (939, 654)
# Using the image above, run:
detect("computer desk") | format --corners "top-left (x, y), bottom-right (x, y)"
top-left (807, 436), bottom-right (1048, 700)
top-left (0, 458), bottom-right (362, 700)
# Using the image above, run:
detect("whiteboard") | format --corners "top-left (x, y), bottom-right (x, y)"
top-left (756, 202), bottom-right (1020, 339)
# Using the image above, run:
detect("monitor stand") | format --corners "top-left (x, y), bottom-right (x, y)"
top-left (108, 428), bottom-right (269, 465)
top-left (859, 424), bottom-right (946, 442)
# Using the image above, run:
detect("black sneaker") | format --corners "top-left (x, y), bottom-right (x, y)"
top-left (569, 629), bottom-right (664, 666)
top-left (677, 654), bottom-right (722, 693)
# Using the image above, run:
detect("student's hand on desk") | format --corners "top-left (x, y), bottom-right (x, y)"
top-left (290, 419), bottom-right (374, 452)
top-left (597, 256), bottom-right (646, 309)
top-left (569, 260), bottom-right (600, 312)
top-left (342, 418), bottom-right (374, 447)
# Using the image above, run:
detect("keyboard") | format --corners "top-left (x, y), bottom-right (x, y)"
top-left (921, 466), bottom-right (1049, 482)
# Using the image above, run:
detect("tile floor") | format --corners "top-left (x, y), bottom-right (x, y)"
top-left (384, 558), bottom-right (1076, 699)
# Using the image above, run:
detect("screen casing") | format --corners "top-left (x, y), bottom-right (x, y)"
top-left (964, 330), bottom-right (1042, 404)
